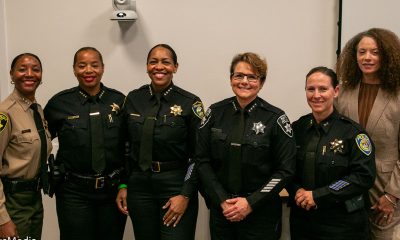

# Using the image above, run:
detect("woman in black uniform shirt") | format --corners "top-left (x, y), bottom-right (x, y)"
top-left (116, 44), bottom-right (203, 240)
top-left (289, 67), bottom-right (376, 240)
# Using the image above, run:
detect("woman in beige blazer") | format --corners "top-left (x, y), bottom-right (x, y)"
top-left (336, 28), bottom-right (400, 240)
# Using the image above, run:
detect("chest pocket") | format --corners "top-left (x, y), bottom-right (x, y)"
top-left (13, 131), bottom-right (39, 159)
top-left (59, 117), bottom-right (87, 147)
top-left (322, 145), bottom-right (350, 180)
top-left (210, 128), bottom-right (228, 162)
top-left (158, 116), bottom-right (187, 142)
top-left (246, 137), bottom-right (271, 166)
top-left (128, 114), bottom-right (144, 142)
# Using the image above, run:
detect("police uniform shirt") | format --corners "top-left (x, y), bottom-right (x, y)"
top-left (196, 96), bottom-right (296, 209)
top-left (0, 89), bottom-right (52, 224)
top-left (125, 83), bottom-right (204, 196)
top-left (291, 110), bottom-right (376, 208)
top-left (44, 84), bottom-right (126, 175)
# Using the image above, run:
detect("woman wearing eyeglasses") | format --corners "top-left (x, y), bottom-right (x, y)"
top-left (195, 52), bottom-right (296, 240)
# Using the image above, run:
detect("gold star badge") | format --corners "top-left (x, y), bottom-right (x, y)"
top-left (170, 105), bottom-right (183, 116)
top-left (110, 103), bottom-right (120, 113)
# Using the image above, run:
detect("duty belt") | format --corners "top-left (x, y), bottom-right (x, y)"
top-left (1, 177), bottom-right (41, 193)
top-left (150, 161), bottom-right (185, 173)
top-left (66, 168), bottom-right (123, 189)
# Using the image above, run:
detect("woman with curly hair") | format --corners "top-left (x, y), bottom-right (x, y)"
top-left (336, 28), bottom-right (400, 239)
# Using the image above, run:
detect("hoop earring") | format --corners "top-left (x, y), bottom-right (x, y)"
top-left (10, 80), bottom-right (14, 84)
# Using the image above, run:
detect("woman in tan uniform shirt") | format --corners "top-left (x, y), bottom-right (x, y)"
top-left (0, 53), bottom-right (52, 239)
top-left (336, 28), bottom-right (400, 240)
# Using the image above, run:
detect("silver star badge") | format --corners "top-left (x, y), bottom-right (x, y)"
top-left (252, 121), bottom-right (265, 134)
top-left (170, 104), bottom-right (183, 116)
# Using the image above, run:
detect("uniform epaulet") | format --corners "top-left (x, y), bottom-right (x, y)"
top-left (339, 115), bottom-right (364, 131)
top-left (256, 98), bottom-right (284, 115)
top-left (172, 85), bottom-right (198, 100)
top-left (210, 97), bottom-right (235, 109)
top-left (103, 85), bottom-right (125, 97)
top-left (51, 87), bottom-right (77, 98)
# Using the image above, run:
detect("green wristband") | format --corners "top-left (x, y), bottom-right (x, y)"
top-left (118, 184), bottom-right (127, 189)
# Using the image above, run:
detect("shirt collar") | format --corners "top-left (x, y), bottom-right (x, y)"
top-left (307, 109), bottom-right (339, 134)
top-left (231, 97), bottom-right (259, 115)
top-left (12, 89), bottom-right (36, 111)
top-left (78, 84), bottom-right (106, 104)
top-left (148, 82), bottom-right (174, 102)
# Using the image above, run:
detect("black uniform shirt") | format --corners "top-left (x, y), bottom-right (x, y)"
top-left (196, 96), bottom-right (296, 210)
top-left (44, 84), bottom-right (126, 175)
top-left (291, 110), bottom-right (376, 209)
top-left (125, 83), bottom-right (204, 196)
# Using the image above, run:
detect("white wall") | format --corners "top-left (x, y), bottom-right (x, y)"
top-left (2, 0), bottom-right (341, 239)
top-left (342, 0), bottom-right (400, 47)
top-left (0, 0), bottom-right (9, 99)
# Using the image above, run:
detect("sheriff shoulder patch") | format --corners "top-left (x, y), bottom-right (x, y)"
top-left (192, 101), bottom-right (205, 119)
top-left (199, 108), bottom-right (211, 129)
top-left (0, 113), bottom-right (9, 133)
top-left (355, 134), bottom-right (372, 156)
top-left (277, 114), bottom-right (293, 138)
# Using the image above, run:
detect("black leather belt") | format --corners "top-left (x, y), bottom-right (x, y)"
top-left (66, 168), bottom-right (123, 189)
top-left (2, 177), bottom-right (41, 193)
top-left (150, 161), bottom-right (185, 173)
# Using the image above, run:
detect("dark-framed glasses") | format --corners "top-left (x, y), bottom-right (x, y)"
top-left (231, 72), bottom-right (260, 83)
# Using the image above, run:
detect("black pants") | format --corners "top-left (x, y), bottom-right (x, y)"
top-left (55, 180), bottom-right (127, 240)
top-left (5, 191), bottom-right (43, 239)
top-left (127, 169), bottom-right (198, 240)
top-left (290, 205), bottom-right (370, 240)
top-left (209, 198), bottom-right (282, 240)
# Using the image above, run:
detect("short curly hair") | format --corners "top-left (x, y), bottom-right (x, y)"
top-left (230, 52), bottom-right (268, 84)
top-left (336, 28), bottom-right (400, 96)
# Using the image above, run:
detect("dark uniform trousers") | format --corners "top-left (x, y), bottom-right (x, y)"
top-left (127, 168), bottom-right (198, 240)
top-left (210, 196), bottom-right (281, 240)
top-left (290, 205), bottom-right (370, 240)
top-left (55, 180), bottom-right (126, 240)
top-left (5, 191), bottom-right (43, 239)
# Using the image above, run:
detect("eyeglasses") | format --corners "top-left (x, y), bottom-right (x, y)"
top-left (231, 72), bottom-right (260, 83)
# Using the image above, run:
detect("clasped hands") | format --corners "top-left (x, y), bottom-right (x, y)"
top-left (295, 188), bottom-right (316, 210)
top-left (220, 197), bottom-right (252, 222)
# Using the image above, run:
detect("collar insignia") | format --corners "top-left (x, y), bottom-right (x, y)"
top-left (111, 103), bottom-right (120, 113)
top-left (252, 121), bottom-right (265, 135)
top-left (330, 139), bottom-right (344, 153)
top-left (170, 104), bottom-right (183, 116)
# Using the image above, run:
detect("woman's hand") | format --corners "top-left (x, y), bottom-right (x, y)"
top-left (222, 197), bottom-right (252, 222)
top-left (162, 195), bottom-right (189, 227)
top-left (371, 194), bottom-right (397, 226)
top-left (116, 188), bottom-right (129, 215)
top-left (0, 220), bottom-right (18, 238)
top-left (295, 188), bottom-right (316, 210)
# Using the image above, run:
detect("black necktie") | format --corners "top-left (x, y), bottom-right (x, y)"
top-left (30, 103), bottom-right (49, 193)
top-left (303, 126), bottom-right (321, 189)
top-left (89, 97), bottom-right (105, 173)
top-left (227, 109), bottom-right (245, 193)
top-left (139, 96), bottom-right (160, 171)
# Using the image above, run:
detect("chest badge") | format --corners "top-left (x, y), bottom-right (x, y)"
top-left (330, 139), bottom-right (344, 153)
top-left (170, 104), bottom-right (183, 116)
top-left (252, 121), bottom-right (265, 135)
top-left (110, 103), bottom-right (120, 114)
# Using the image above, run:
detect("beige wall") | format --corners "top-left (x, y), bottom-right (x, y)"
top-left (1, 0), bottom-right (342, 239)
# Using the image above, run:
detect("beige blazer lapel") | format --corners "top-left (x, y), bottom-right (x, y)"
top-left (347, 84), bottom-right (360, 122)
top-left (366, 88), bottom-right (390, 134)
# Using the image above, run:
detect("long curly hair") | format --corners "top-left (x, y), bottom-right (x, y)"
top-left (336, 28), bottom-right (400, 96)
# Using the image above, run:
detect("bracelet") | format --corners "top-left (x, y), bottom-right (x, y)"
top-left (384, 194), bottom-right (397, 208)
top-left (118, 184), bottom-right (127, 189)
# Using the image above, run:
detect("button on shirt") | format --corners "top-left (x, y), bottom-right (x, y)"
top-left (125, 83), bottom-right (204, 196)
top-left (290, 110), bottom-right (376, 208)
top-left (44, 85), bottom-right (126, 175)
top-left (0, 89), bottom-right (52, 224)
top-left (196, 97), bottom-right (296, 209)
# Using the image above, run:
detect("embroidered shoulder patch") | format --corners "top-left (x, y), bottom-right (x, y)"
top-left (192, 101), bottom-right (205, 119)
top-left (0, 113), bottom-right (8, 133)
top-left (199, 108), bottom-right (211, 129)
top-left (329, 179), bottom-right (350, 191)
top-left (355, 134), bottom-right (372, 156)
top-left (277, 114), bottom-right (293, 138)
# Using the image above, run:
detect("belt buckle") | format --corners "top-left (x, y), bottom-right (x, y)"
top-left (95, 177), bottom-right (105, 189)
top-left (151, 162), bottom-right (161, 173)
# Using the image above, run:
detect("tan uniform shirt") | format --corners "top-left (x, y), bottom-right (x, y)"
top-left (0, 89), bottom-right (52, 224)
